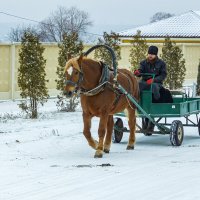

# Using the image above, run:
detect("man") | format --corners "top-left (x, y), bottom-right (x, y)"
top-left (134, 45), bottom-right (167, 132)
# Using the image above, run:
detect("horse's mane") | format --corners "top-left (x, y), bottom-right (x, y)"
top-left (64, 56), bottom-right (103, 74)
top-left (82, 57), bottom-right (102, 66)
top-left (64, 57), bottom-right (81, 73)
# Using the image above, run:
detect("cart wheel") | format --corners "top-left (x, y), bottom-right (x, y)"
top-left (198, 118), bottom-right (200, 136)
top-left (113, 118), bottom-right (124, 143)
top-left (170, 120), bottom-right (184, 146)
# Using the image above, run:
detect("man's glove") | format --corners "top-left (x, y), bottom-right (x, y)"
top-left (134, 69), bottom-right (140, 77)
top-left (146, 78), bottom-right (153, 85)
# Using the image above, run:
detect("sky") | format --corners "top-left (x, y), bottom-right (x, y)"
top-left (0, 0), bottom-right (199, 37)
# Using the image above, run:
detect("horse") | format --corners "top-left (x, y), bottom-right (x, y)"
top-left (63, 55), bottom-right (139, 158)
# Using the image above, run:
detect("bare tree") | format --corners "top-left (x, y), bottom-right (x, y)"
top-left (150, 12), bottom-right (174, 23)
top-left (8, 25), bottom-right (45, 42)
top-left (9, 26), bottom-right (23, 42)
top-left (39, 6), bottom-right (92, 42)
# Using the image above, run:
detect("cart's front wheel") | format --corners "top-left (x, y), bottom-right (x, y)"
top-left (170, 120), bottom-right (184, 146)
top-left (113, 118), bottom-right (124, 143)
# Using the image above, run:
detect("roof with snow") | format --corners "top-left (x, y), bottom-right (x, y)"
top-left (118, 11), bottom-right (200, 38)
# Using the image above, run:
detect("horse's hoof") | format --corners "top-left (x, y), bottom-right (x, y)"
top-left (126, 145), bottom-right (134, 150)
top-left (94, 154), bottom-right (103, 158)
top-left (94, 150), bottom-right (103, 158)
top-left (104, 149), bottom-right (110, 154)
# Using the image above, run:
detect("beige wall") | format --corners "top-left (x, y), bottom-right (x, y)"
top-left (0, 42), bottom-right (200, 100)
top-left (0, 45), bottom-right (11, 99)
top-left (184, 45), bottom-right (200, 82)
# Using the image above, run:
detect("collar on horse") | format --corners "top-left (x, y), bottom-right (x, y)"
top-left (80, 44), bottom-right (118, 96)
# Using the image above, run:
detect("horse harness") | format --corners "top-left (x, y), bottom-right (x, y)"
top-left (64, 54), bottom-right (135, 106)
top-left (77, 62), bottom-right (131, 107)
top-left (80, 62), bottom-right (111, 96)
top-left (64, 45), bottom-right (136, 109)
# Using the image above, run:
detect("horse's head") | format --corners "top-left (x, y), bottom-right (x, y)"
top-left (63, 55), bottom-right (83, 98)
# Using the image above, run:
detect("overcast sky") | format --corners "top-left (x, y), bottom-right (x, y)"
top-left (0, 0), bottom-right (199, 34)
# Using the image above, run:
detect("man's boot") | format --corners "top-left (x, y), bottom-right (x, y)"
top-left (147, 121), bottom-right (155, 132)
top-left (142, 118), bottom-right (149, 130)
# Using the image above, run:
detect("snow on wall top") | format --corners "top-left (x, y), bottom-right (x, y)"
top-left (118, 10), bottom-right (200, 38)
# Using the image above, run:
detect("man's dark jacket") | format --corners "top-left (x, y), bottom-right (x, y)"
top-left (139, 58), bottom-right (167, 84)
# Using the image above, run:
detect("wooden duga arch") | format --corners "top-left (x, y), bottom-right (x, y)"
top-left (63, 47), bottom-right (139, 158)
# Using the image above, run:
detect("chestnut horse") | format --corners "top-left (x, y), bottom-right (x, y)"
top-left (63, 55), bottom-right (139, 158)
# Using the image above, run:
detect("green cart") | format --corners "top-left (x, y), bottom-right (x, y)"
top-left (113, 76), bottom-right (200, 146)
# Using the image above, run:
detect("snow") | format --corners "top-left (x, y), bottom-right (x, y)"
top-left (1, 99), bottom-right (200, 200)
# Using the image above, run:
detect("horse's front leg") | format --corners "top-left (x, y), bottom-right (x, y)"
top-left (94, 115), bottom-right (109, 158)
top-left (83, 112), bottom-right (98, 150)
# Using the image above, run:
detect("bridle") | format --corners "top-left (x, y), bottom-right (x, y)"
top-left (63, 57), bottom-right (84, 94)
top-left (64, 69), bottom-right (83, 89)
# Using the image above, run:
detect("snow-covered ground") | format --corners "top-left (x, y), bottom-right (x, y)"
top-left (1, 99), bottom-right (200, 200)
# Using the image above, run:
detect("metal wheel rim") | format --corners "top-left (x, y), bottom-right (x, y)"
top-left (177, 126), bottom-right (183, 141)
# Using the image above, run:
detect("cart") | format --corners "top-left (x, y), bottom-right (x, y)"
top-left (113, 74), bottom-right (200, 146)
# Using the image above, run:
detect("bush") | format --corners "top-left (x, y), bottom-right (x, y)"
top-left (161, 37), bottom-right (186, 90)
top-left (129, 30), bottom-right (148, 71)
top-left (56, 32), bottom-right (83, 112)
top-left (18, 32), bottom-right (49, 118)
top-left (94, 31), bottom-right (121, 67)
